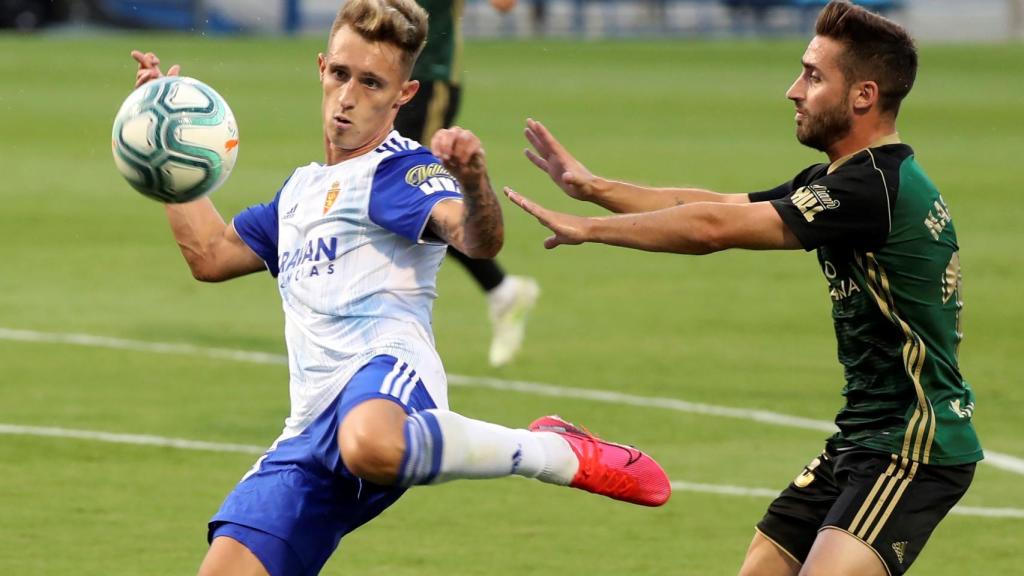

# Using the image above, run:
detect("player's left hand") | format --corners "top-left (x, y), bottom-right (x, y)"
top-left (131, 50), bottom-right (180, 88)
top-left (524, 118), bottom-right (601, 203)
top-left (431, 127), bottom-right (488, 188)
top-left (504, 186), bottom-right (589, 249)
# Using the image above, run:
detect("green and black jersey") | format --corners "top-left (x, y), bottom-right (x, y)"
top-left (411, 0), bottom-right (464, 84)
top-left (749, 135), bottom-right (983, 466)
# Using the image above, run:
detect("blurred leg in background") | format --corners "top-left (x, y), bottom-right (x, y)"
top-left (530, 0), bottom-right (548, 35)
top-left (395, 77), bottom-right (540, 368)
top-left (1011, 0), bottom-right (1024, 39)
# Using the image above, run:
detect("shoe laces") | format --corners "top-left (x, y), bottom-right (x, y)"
top-left (574, 433), bottom-right (639, 499)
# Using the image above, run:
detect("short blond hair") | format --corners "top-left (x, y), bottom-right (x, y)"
top-left (328, 0), bottom-right (428, 76)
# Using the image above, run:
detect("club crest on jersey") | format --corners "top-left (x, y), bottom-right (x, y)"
top-left (323, 181), bottom-right (340, 214)
top-left (405, 163), bottom-right (459, 195)
top-left (791, 184), bottom-right (840, 222)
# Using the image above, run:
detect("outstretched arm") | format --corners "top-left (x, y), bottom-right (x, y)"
top-left (131, 50), bottom-right (265, 282)
top-left (524, 118), bottom-right (750, 214)
top-left (504, 187), bottom-right (800, 254)
top-left (426, 127), bottom-right (504, 259)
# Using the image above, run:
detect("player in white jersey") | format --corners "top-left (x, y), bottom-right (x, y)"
top-left (131, 1), bottom-right (669, 574)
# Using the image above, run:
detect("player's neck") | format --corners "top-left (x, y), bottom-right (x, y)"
top-left (825, 116), bottom-right (898, 163)
top-left (323, 126), bottom-right (393, 165)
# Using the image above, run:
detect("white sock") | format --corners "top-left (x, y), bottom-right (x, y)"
top-left (399, 409), bottom-right (577, 487)
top-left (487, 276), bottom-right (518, 308)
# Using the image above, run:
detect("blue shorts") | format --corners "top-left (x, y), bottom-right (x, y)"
top-left (208, 354), bottom-right (437, 576)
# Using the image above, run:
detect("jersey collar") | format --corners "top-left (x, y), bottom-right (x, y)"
top-left (827, 132), bottom-right (902, 174)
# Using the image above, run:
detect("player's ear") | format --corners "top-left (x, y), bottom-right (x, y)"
top-left (317, 53), bottom-right (326, 82)
top-left (852, 80), bottom-right (879, 112)
top-left (395, 79), bottom-right (420, 109)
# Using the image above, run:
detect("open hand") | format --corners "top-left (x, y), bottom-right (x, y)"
top-left (524, 118), bottom-right (601, 202)
top-left (131, 50), bottom-right (180, 88)
top-left (504, 186), bottom-right (590, 249)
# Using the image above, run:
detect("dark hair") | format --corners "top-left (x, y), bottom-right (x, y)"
top-left (815, 0), bottom-right (917, 116)
top-left (328, 0), bottom-right (428, 75)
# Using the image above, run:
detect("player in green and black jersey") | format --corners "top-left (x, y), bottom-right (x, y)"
top-left (505, 1), bottom-right (981, 574)
top-left (748, 136), bottom-right (980, 468)
top-left (395, 0), bottom-right (541, 369)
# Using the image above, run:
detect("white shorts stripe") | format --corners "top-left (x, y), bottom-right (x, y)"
top-left (378, 361), bottom-right (406, 395)
top-left (394, 365), bottom-right (413, 397)
top-left (399, 377), bottom-right (418, 405)
top-left (397, 366), bottom-right (417, 399)
top-left (390, 368), bottom-right (413, 398)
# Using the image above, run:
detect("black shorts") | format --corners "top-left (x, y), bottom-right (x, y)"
top-left (394, 80), bottom-right (463, 144)
top-left (756, 445), bottom-right (975, 575)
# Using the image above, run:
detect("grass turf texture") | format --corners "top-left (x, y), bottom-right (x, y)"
top-left (0, 35), bottom-right (1022, 574)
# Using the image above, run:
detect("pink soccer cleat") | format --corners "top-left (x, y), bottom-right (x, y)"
top-left (530, 415), bottom-right (671, 507)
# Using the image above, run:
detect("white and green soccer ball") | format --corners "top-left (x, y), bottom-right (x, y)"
top-left (112, 76), bottom-right (238, 203)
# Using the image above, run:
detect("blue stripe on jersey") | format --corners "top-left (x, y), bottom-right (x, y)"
top-left (368, 151), bottom-right (462, 244)
top-left (233, 177), bottom-right (289, 276)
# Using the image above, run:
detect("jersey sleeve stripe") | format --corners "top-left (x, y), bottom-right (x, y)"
top-left (865, 148), bottom-right (893, 236)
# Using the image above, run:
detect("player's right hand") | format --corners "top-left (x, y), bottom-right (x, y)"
top-left (131, 50), bottom-right (180, 88)
top-left (524, 118), bottom-right (602, 203)
top-left (431, 126), bottom-right (489, 189)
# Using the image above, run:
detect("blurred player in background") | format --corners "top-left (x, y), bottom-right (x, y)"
top-left (131, 0), bottom-right (669, 574)
top-left (395, 0), bottom-right (540, 368)
top-left (507, 2), bottom-right (981, 575)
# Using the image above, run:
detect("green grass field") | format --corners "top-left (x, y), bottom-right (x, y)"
top-left (1, 34), bottom-right (1022, 575)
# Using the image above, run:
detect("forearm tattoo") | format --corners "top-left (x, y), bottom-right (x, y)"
top-left (459, 175), bottom-right (504, 256)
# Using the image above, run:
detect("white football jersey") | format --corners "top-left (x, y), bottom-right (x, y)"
top-left (234, 131), bottom-right (462, 439)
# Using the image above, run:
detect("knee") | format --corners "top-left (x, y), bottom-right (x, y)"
top-left (338, 423), bottom-right (406, 485)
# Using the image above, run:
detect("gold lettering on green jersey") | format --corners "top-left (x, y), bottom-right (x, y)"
top-left (942, 251), bottom-right (961, 304)
top-left (950, 398), bottom-right (974, 419)
top-left (942, 251), bottom-right (964, 354)
top-left (924, 196), bottom-right (952, 240)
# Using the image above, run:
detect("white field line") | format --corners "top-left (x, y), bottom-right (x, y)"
top-left (1, 327), bottom-right (1022, 479)
top-left (0, 423), bottom-right (265, 454)
top-left (1, 422), bottom-right (1022, 519)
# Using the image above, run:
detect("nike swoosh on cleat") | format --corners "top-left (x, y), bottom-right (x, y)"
top-left (606, 442), bottom-right (643, 466)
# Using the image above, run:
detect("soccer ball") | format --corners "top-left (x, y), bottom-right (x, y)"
top-left (112, 76), bottom-right (239, 203)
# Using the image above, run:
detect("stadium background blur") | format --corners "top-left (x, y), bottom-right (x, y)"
top-left (1, 1), bottom-right (1022, 574)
